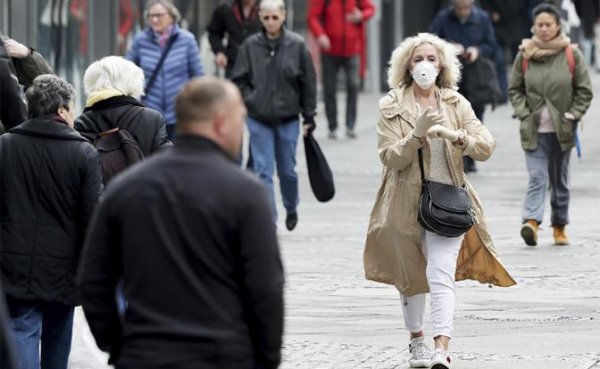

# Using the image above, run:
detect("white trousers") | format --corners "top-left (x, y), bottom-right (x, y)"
top-left (400, 230), bottom-right (462, 338)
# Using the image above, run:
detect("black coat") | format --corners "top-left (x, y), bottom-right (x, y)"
top-left (0, 119), bottom-right (103, 306)
top-left (0, 59), bottom-right (26, 132)
top-left (75, 96), bottom-right (172, 156)
top-left (232, 29), bottom-right (317, 126)
top-left (78, 135), bottom-right (284, 369)
top-left (207, 0), bottom-right (262, 77)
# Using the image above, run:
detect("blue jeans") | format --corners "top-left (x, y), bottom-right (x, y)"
top-left (6, 296), bottom-right (74, 369)
top-left (247, 117), bottom-right (300, 221)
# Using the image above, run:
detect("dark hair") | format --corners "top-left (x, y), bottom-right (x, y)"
top-left (26, 74), bottom-right (75, 119)
top-left (532, 3), bottom-right (562, 24)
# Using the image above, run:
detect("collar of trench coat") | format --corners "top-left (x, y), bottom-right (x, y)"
top-left (364, 85), bottom-right (516, 296)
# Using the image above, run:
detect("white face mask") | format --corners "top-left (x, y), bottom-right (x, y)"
top-left (411, 61), bottom-right (439, 89)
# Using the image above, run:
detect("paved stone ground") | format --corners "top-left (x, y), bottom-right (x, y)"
top-left (69, 74), bottom-right (600, 368)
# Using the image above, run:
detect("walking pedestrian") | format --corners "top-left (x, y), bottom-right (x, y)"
top-left (363, 33), bottom-right (516, 369)
top-left (126, 0), bottom-right (203, 140)
top-left (429, 0), bottom-right (499, 173)
top-left (307, 0), bottom-right (376, 139)
top-left (77, 76), bottom-right (284, 369)
top-left (207, 0), bottom-right (261, 79)
top-left (75, 56), bottom-right (171, 157)
top-left (509, 3), bottom-right (592, 247)
top-left (232, 0), bottom-right (317, 230)
top-left (0, 74), bottom-right (103, 369)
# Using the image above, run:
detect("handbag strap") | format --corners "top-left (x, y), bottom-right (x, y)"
top-left (144, 33), bottom-right (178, 95)
top-left (417, 148), bottom-right (426, 184)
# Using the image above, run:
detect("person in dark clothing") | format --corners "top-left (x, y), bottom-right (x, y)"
top-left (77, 76), bottom-right (284, 369)
top-left (232, 0), bottom-right (317, 230)
top-left (0, 59), bottom-right (26, 132)
top-left (429, 0), bottom-right (499, 173)
top-left (0, 33), bottom-right (53, 90)
top-left (0, 74), bottom-right (103, 369)
top-left (75, 56), bottom-right (172, 156)
top-left (208, 0), bottom-right (261, 79)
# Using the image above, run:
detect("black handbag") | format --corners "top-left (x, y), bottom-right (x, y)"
top-left (304, 132), bottom-right (335, 202)
top-left (417, 149), bottom-right (475, 237)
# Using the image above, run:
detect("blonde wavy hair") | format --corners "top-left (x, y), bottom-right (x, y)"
top-left (387, 33), bottom-right (461, 90)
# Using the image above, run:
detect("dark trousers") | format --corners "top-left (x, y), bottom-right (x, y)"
top-left (6, 296), bottom-right (74, 369)
top-left (321, 54), bottom-right (360, 132)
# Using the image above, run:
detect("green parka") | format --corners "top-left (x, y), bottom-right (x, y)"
top-left (509, 46), bottom-right (592, 152)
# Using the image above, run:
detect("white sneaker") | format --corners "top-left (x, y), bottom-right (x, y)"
top-left (430, 348), bottom-right (451, 369)
top-left (408, 337), bottom-right (431, 368)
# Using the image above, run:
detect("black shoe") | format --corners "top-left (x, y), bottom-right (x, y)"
top-left (285, 212), bottom-right (298, 231)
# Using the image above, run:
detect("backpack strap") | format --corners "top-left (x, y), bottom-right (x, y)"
top-left (521, 45), bottom-right (575, 77)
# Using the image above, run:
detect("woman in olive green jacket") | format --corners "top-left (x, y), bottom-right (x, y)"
top-left (509, 3), bottom-right (592, 247)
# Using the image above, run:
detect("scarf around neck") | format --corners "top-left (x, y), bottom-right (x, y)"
top-left (519, 33), bottom-right (571, 60)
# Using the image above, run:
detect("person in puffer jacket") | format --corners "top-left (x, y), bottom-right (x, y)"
top-left (126, 0), bottom-right (203, 140)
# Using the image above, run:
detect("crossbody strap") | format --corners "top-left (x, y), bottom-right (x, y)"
top-left (145, 34), bottom-right (178, 95)
top-left (417, 148), bottom-right (426, 184)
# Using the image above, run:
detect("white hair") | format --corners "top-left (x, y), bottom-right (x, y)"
top-left (83, 56), bottom-right (145, 99)
top-left (260, 0), bottom-right (286, 12)
top-left (387, 33), bottom-right (461, 90)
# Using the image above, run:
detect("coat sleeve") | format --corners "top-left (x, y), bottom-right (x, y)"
top-left (151, 114), bottom-right (173, 153)
top-left (125, 35), bottom-right (141, 65)
top-left (186, 36), bottom-right (204, 78)
top-left (299, 45), bottom-right (317, 122)
top-left (77, 194), bottom-right (123, 364)
top-left (207, 5), bottom-right (227, 55)
top-left (508, 52), bottom-right (530, 120)
top-left (476, 13), bottom-right (498, 59)
top-left (359, 0), bottom-right (376, 21)
top-left (456, 95), bottom-right (496, 161)
top-left (307, 0), bottom-right (327, 38)
top-left (0, 60), bottom-right (27, 131)
top-left (12, 50), bottom-right (53, 89)
top-left (231, 42), bottom-right (253, 102)
top-left (376, 94), bottom-right (422, 171)
top-left (428, 11), bottom-right (445, 38)
top-left (238, 183), bottom-right (284, 369)
top-left (568, 48), bottom-right (593, 120)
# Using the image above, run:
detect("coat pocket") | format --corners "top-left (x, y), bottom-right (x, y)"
top-left (519, 114), bottom-right (535, 148)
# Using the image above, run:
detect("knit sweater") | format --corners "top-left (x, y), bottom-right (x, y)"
top-left (126, 25), bottom-right (203, 125)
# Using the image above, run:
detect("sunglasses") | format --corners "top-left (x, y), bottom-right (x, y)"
top-left (262, 15), bottom-right (280, 21)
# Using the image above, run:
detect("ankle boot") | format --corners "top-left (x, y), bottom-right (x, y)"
top-left (520, 220), bottom-right (539, 246)
top-left (552, 225), bottom-right (569, 246)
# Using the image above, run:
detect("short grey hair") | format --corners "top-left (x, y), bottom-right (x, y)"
top-left (84, 56), bottom-right (145, 99)
top-left (144, 0), bottom-right (181, 23)
top-left (260, 0), bottom-right (286, 12)
top-left (26, 74), bottom-right (75, 119)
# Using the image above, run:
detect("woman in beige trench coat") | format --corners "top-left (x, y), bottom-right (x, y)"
top-left (363, 33), bottom-right (516, 369)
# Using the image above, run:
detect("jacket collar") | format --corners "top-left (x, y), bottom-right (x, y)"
top-left (145, 24), bottom-right (180, 42)
top-left (380, 86), bottom-right (462, 123)
top-left (83, 95), bottom-right (145, 112)
top-left (174, 134), bottom-right (233, 161)
top-left (9, 119), bottom-right (88, 142)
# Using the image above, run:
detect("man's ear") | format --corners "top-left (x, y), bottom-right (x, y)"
top-left (213, 111), bottom-right (228, 137)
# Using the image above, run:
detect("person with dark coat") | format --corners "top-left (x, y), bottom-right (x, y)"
top-left (232, 0), bottom-right (317, 230)
top-left (0, 33), bottom-right (53, 90)
top-left (77, 76), bottom-right (284, 369)
top-left (0, 74), bottom-right (103, 369)
top-left (75, 56), bottom-right (172, 157)
top-left (208, 0), bottom-right (261, 79)
top-left (429, 0), bottom-right (499, 173)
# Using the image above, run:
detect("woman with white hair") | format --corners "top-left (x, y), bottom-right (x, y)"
top-left (75, 55), bottom-right (171, 158)
top-left (363, 33), bottom-right (515, 369)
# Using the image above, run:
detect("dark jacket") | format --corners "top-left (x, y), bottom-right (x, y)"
top-left (0, 59), bottom-right (26, 131)
top-left (480, 0), bottom-right (532, 48)
top-left (74, 96), bottom-right (172, 156)
top-left (78, 135), bottom-right (284, 369)
top-left (429, 5), bottom-right (498, 61)
top-left (0, 119), bottom-right (103, 306)
top-left (232, 29), bottom-right (317, 126)
top-left (207, 0), bottom-right (262, 77)
top-left (307, 0), bottom-right (376, 57)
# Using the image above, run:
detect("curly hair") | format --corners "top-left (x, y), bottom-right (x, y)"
top-left (84, 56), bottom-right (145, 99)
top-left (26, 74), bottom-right (75, 119)
top-left (387, 33), bottom-right (461, 90)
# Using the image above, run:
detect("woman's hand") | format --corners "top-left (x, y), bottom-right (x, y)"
top-left (427, 126), bottom-right (465, 146)
top-left (413, 105), bottom-right (445, 138)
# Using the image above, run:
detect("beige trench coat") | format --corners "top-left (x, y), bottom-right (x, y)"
top-left (364, 86), bottom-right (516, 296)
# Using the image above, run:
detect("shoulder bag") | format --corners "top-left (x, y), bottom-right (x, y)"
top-left (417, 148), bottom-right (475, 237)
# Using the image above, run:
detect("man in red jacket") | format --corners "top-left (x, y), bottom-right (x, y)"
top-left (308, 0), bottom-right (375, 139)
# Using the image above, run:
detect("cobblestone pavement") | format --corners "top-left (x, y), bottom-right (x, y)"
top-left (69, 74), bottom-right (600, 368)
